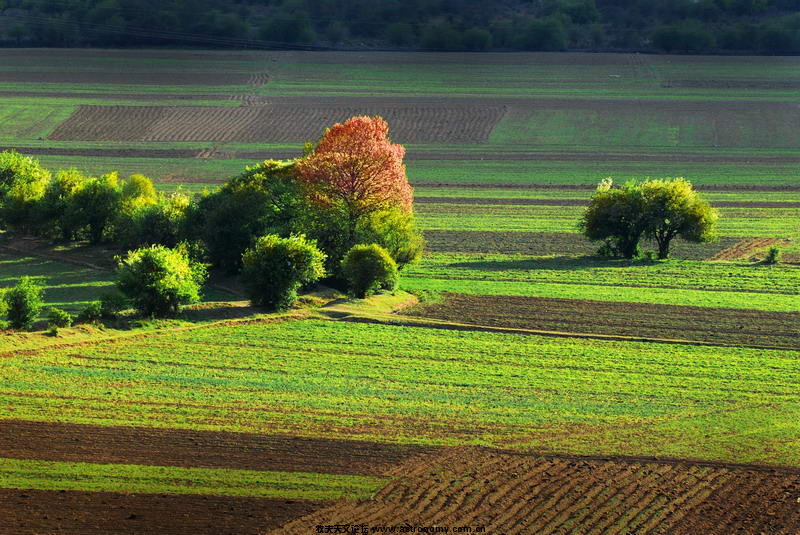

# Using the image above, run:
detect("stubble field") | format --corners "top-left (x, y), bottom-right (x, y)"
top-left (0, 48), bottom-right (798, 533)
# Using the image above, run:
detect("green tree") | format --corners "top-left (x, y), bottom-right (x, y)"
top-left (0, 151), bottom-right (51, 232)
top-left (640, 178), bottom-right (718, 259)
top-left (240, 234), bottom-right (326, 311)
top-left (37, 168), bottom-right (87, 241)
top-left (340, 243), bottom-right (398, 298)
top-left (69, 172), bottom-right (123, 244)
top-left (116, 245), bottom-right (207, 317)
top-left (3, 277), bottom-right (44, 330)
top-left (580, 178), bottom-right (647, 259)
top-left (191, 159), bottom-right (305, 273)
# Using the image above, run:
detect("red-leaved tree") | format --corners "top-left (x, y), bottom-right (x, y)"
top-left (295, 116), bottom-right (413, 224)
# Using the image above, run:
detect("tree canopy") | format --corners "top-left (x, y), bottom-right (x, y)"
top-left (581, 178), bottom-right (719, 259)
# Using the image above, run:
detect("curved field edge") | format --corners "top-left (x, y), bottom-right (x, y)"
top-left (3, 317), bottom-right (800, 467)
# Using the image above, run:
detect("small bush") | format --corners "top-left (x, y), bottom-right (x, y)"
top-left (116, 245), bottom-right (208, 317)
top-left (99, 291), bottom-right (128, 318)
top-left (340, 244), bottom-right (399, 299)
top-left (240, 234), bottom-right (327, 311)
top-left (47, 307), bottom-right (72, 328)
top-left (77, 301), bottom-right (102, 324)
top-left (764, 247), bottom-right (782, 265)
top-left (3, 277), bottom-right (44, 330)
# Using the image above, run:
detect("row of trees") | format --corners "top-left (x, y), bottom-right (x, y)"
top-left (0, 116), bottom-right (424, 325)
top-left (581, 177), bottom-right (719, 259)
top-left (1, 0), bottom-right (799, 53)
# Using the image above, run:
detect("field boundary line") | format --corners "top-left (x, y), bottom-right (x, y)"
top-left (332, 312), bottom-right (800, 352)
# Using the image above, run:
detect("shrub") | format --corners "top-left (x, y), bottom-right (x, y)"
top-left (47, 307), bottom-right (72, 328)
top-left (99, 291), bottom-right (128, 318)
top-left (354, 209), bottom-right (424, 269)
top-left (764, 247), bottom-right (782, 265)
top-left (240, 234), bottom-right (326, 311)
top-left (340, 244), bottom-right (398, 299)
top-left (116, 245), bottom-right (208, 317)
top-left (77, 301), bottom-right (102, 324)
top-left (3, 277), bottom-right (44, 330)
top-left (0, 151), bottom-right (51, 232)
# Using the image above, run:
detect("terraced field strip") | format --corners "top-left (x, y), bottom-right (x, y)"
top-left (404, 253), bottom-right (800, 311)
top-left (0, 420), bottom-right (431, 476)
top-left (0, 458), bottom-right (385, 500)
top-left (415, 196), bottom-right (800, 208)
top-left (49, 102), bottom-right (505, 143)
top-left (3, 318), bottom-right (800, 465)
top-left (405, 293), bottom-right (800, 350)
top-left (277, 448), bottom-right (800, 535)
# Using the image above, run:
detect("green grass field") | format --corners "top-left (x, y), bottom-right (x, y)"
top-left (3, 317), bottom-right (799, 466)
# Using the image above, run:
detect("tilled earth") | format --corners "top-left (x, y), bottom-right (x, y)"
top-left (405, 293), bottom-right (800, 349)
top-left (278, 448), bottom-right (800, 535)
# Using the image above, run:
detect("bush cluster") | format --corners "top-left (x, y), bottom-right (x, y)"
top-left (0, 116), bottom-right (423, 322)
top-left (341, 244), bottom-right (398, 299)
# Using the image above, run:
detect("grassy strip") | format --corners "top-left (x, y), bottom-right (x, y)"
top-left (2, 318), bottom-right (800, 465)
top-left (406, 160), bottom-right (800, 187)
top-left (0, 457), bottom-right (385, 500)
top-left (415, 203), bottom-right (800, 238)
top-left (405, 253), bottom-right (800, 295)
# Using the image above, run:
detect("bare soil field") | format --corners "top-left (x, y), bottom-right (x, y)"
top-left (422, 230), bottom-right (740, 258)
top-left (0, 489), bottom-right (321, 535)
top-left (49, 102), bottom-right (505, 143)
top-left (405, 293), bottom-right (800, 349)
top-left (278, 447), bottom-right (800, 535)
top-left (0, 420), bottom-right (430, 476)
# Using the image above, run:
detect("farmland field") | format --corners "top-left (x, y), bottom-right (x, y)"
top-left (1, 48), bottom-right (799, 533)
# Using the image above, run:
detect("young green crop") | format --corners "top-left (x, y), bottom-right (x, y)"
top-left (0, 457), bottom-right (386, 500)
top-left (3, 318), bottom-right (800, 466)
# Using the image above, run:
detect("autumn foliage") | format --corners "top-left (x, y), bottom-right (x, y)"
top-left (295, 116), bottom-right (413, 220)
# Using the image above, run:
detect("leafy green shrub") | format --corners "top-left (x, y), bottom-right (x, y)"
top-left (240, 234), bottom-right (326, 311)
top-left (116, 245), bottom-right (208, 317)
top-left (354, 209), bottom-right (424, 269)
top-left (764, 247), bottom-right (782, 265)
top-left (3, 277), bottom-right (44, 330)
top-left (340, 244), bottom-right (398, 299)
top-left (77, 302), bottom-right (102, 324)
top-left (99, 291), bottom-right (128, 318)
top-left (0, 151), bottom-right (51, 232)
top-left (47, 307), bottom-right (72, 328)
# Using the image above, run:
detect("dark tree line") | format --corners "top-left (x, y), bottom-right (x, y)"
top-left (0, 0), bottom-right (799, 53)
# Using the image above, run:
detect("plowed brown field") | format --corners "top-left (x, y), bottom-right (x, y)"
top-left (0, 489), bottom-right (321, 535)
top-left (0, 420), bottom-right (432, 476)
top-left (49, 102), bottom-right (505, 143)
top-left (278, 448), bottom-right (800, 535)
top-left (406, 293), bottom-right (800, 348)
